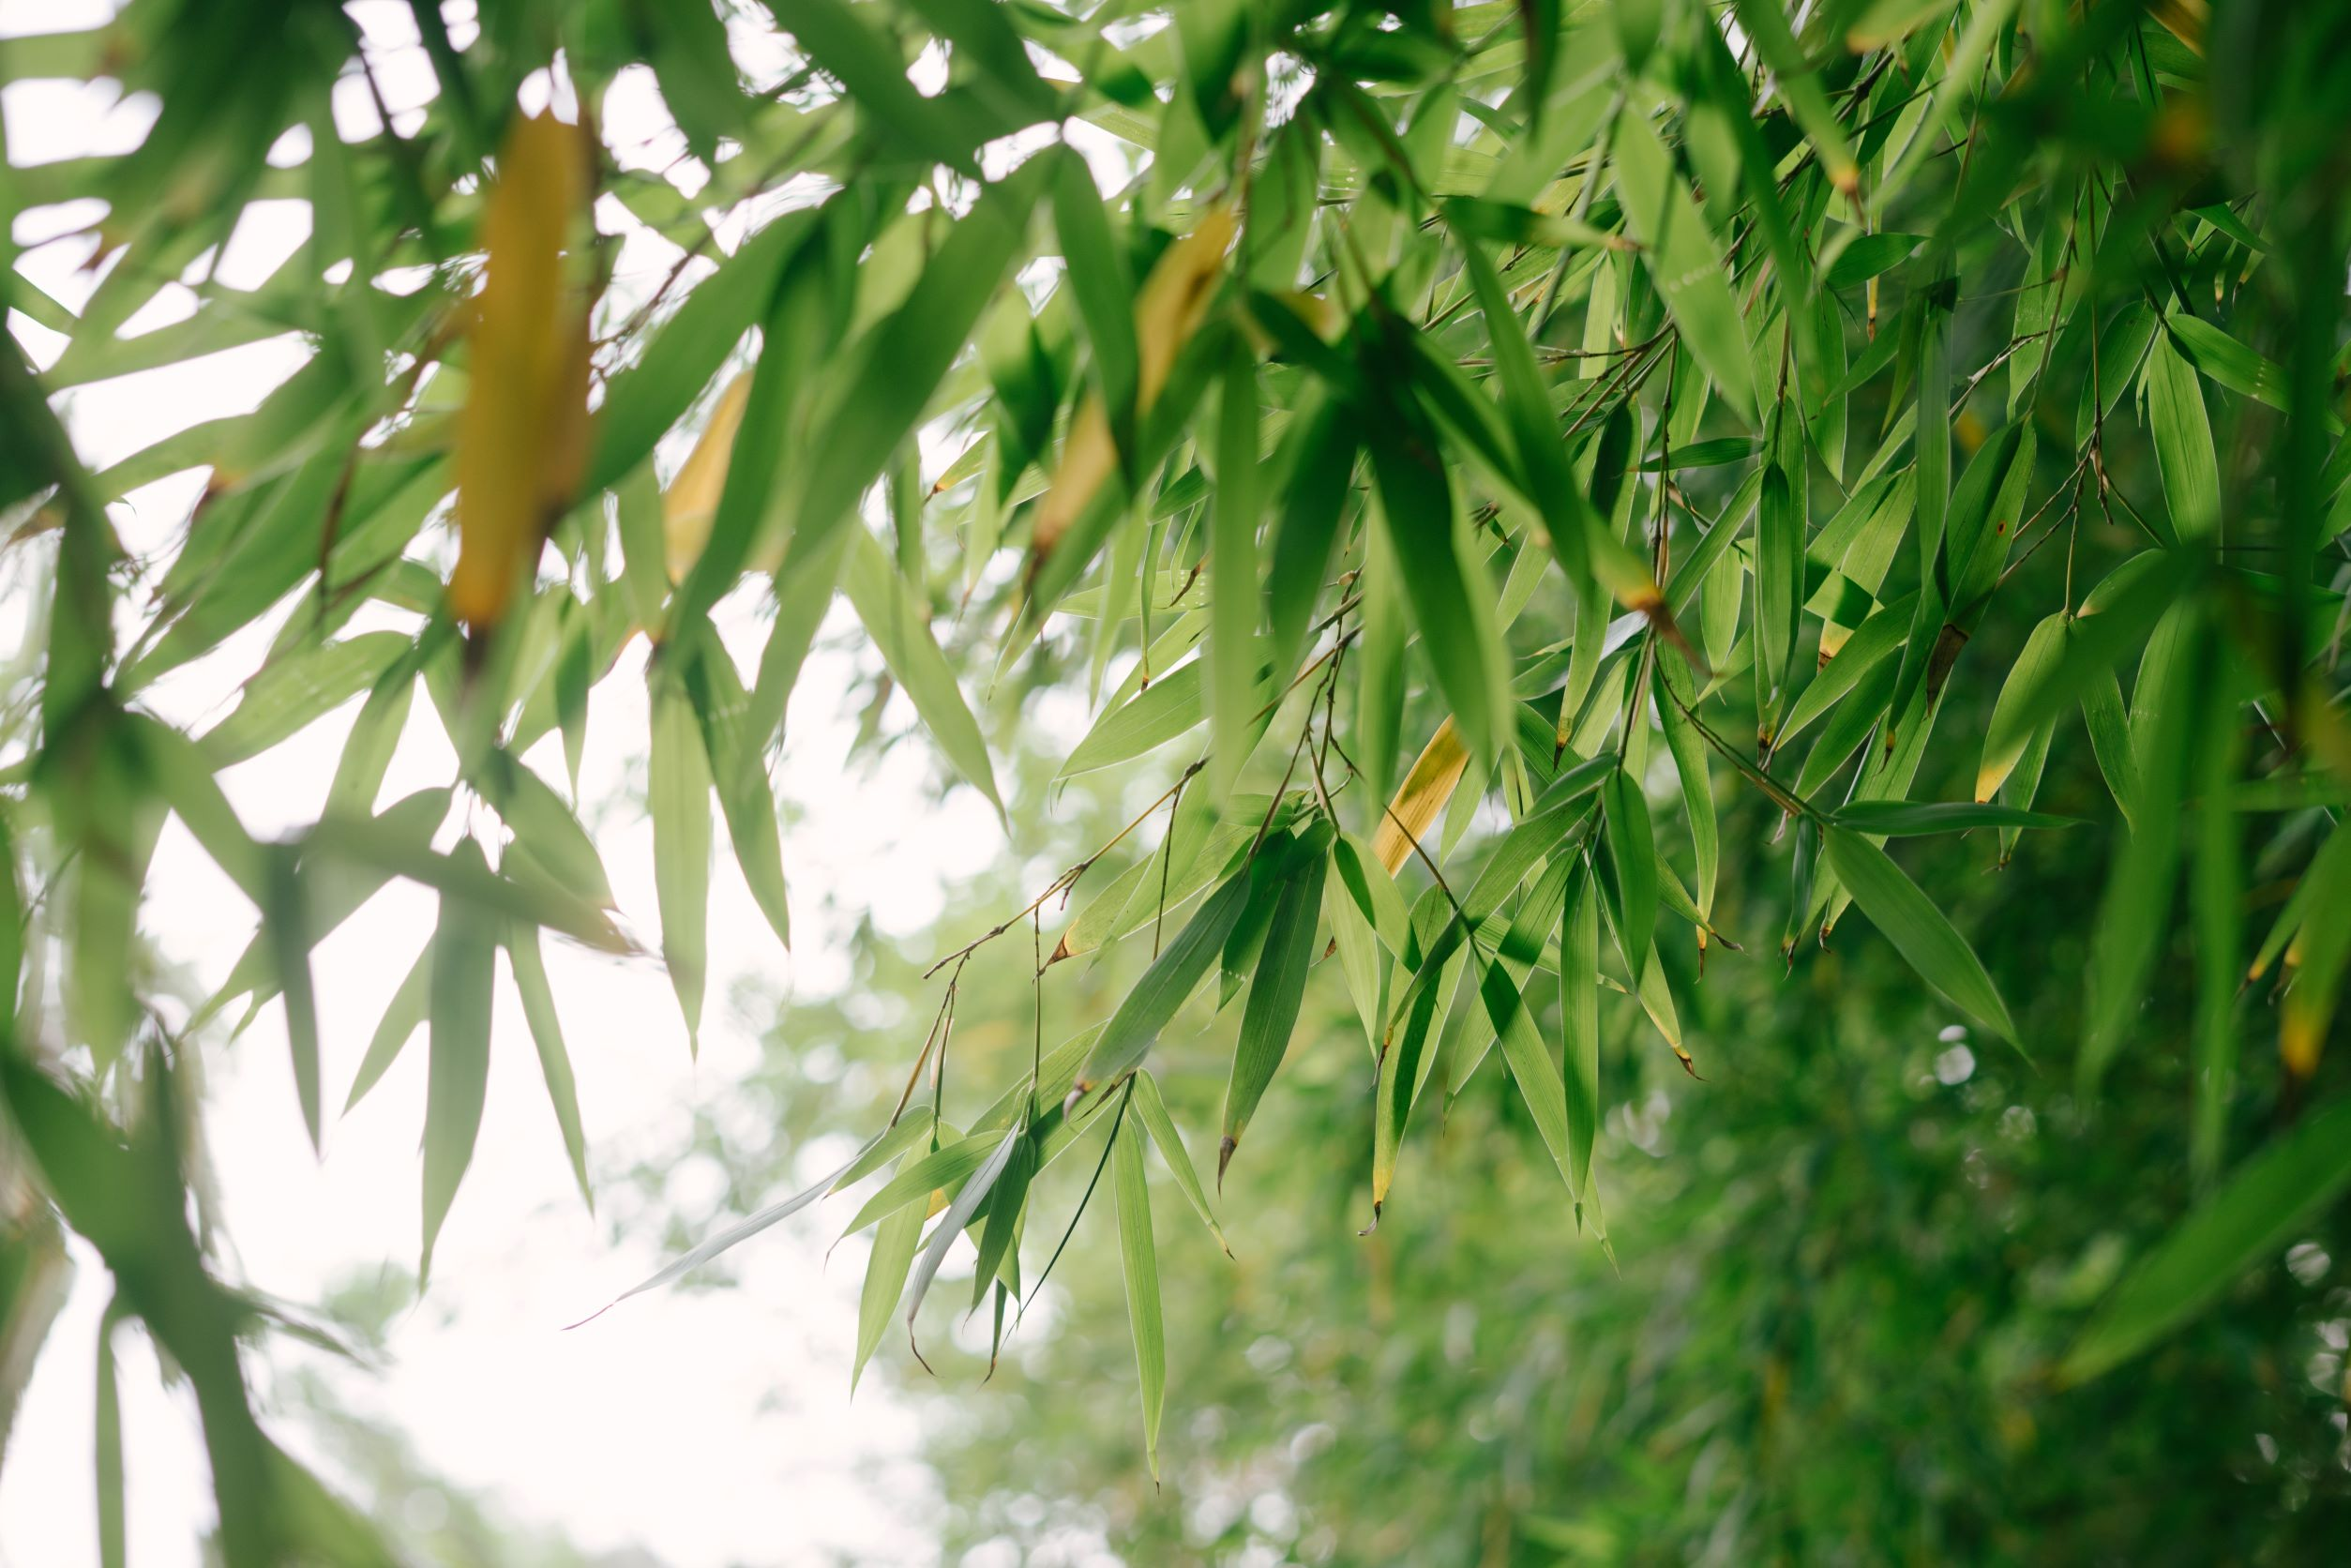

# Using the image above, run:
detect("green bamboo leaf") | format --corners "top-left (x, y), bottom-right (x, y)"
top-left (841, 527), bottom-right (1003, 816)
top-left (1476, 853), bottom-right (1579, 1197)
top-left (2081, 619), bottom-right (2203, 1091)
top-left (1218, 827), bottom-right (1331, 1180)
top-left (1208, 344), bottom-right (1263, 801)
top-left (588, 208), bottom-right (822, 492)
top-left (1599, 768), bottom-right (1655, 983)
top-left (1822, 827), bottom-right (2017, 1046)
top-left (1560, 861), bottom-right (1601, 1205)
top-left (1828, 801), bottom-right (2080, 836)
top-left (842, 1131), bottom-right (997, 1237)
top-left (1364, 404), bottom-right (1508, 767)
top-left (1264, 396), bottom-right (1354, 689)
top-left (480, 748), bottom-right (615, 910)
top-left (681, 628), bottom-right (791, 950)
top-left (967, 1130), bottom-right (1037, 1312)
top-left (785, 158), bottom-right (1047, 584)
top-left (2281, 813), bottom-right (2351, 1080)
top-left (1728, 0), bottom-right (1861, 193)
top-left (2063, 1092), bottom-right (2351, 1384)
top-left (421, 838), bottom-right (497, 1291)
top-left (95, 1301), bottom-right (124, 1568)
top-left (1355, 509), bottom-right (1408, 806)
top-left (2166, 312), bottom-right (2298, 416)
top-left (200, 630), bottom-right (410, 766)
top-left (324, 653), bottom-right (421, 817)
top-left (780, 0), bottom-right (1003, 173)
top-left (1078, 862), bottom-right (1256, 1092)
top-left (2190, 690), bottom-right (2243, 1185)
top-left (1779, 591), bottom-right (1914, 752)
top-left (341, 942), bottom-right (430, 1113)
top-left (507, 922), bottom-right (592, 1214)
top-left (853, 1181), bottom-right (926, 1391)
top-left (1061, 659), bottom-right (1205, 778)
top-left (591, 1128), bottom-right (922, 1320)
top-left (1977, 611), bottom-right (2069, 801)
top-left (1610, 106), bottom-right (1757, 425)
top-left (904, 1124), bottom-right (1024, 1345)
top-left (2144, 332), bottom-right (2221, 539)
top-left (261, 844), bottom-right (322, 1155)
top-left (1112, 1117), bottom-right (1166, 1480)
top-left (649, 662), bottom-right (715, 1048)
top-left (1130, 1069), bottom-right (1228, 1255)
top-left (1052, 145), bottom-right (1139, 460)
top-left (1654, 656), bottom-right (1716, 923)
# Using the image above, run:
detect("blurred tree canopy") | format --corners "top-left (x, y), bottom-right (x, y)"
top-left (6, 0), bottom-right (2351, 1560)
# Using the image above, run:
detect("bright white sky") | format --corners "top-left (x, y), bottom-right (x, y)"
top-left (0, 2), bottom-right (1061, 1562)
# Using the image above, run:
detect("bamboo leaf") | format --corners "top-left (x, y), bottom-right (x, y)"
top-left (1077, 863), bottom-right (1256, 1092)
top-left (1599, 768), bottom-right (1655, 983)
top-left (1610, 106), bottom-right (1756, 425)
top-left (1112, 1116), bottom-right (1166, 1481)
top-left (507, 922), bottom-right (592, 1214)
top-left (903, 1124), bottom-right (1023, 1345)
top-left (1219, 827), bottom-right (1331, 1179)
top-left (853, 1180), bottom-right (926, 1391)
top-left (2063, 1093), bottom-right (2351, 1384)
top-left (1371, 718), bottom-right (1470, 876)
top-left (1828, 801), bottom-right (2080, 836)
top-left (841, 528), bottom-right (1003, 816)
top-left (650, 662), bottom-right (715, 1048)
top-left (421, 838), bottom-right (497, 1291)
top-left (1822, 827), bottom-right (2018, 1046)
top-left (341, 942), bottom-right (430, 1113)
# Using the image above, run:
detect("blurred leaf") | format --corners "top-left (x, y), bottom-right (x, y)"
top-left (2064, 1093), bottom-right (2351, 1384)
top-left (420, 839), bottom-right (496, 1290)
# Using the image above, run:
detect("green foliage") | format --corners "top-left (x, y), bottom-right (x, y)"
top-left (5, 0), bottom-right (2351, 1554)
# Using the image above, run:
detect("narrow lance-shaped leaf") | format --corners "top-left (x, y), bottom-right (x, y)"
top-left (1600, 767), bottom-right (1655, 983)
top-left (507, 922), bottom-right (592, 1214)
top-left (841, 527), bottom-right (1004, 817)
top-left (853, 1180), bottom-right (927, 1392)
top-left (2145, 330), bottom-right (2221, 540)
top-left (262, 843), bottom-right (322, 1155)
top-left (579, 1123), bottom-right (928, 1323)
top-left (2063, 1092), bottom-right (2351, 1384)
top-left (902, 1123), bottom-right (1023, 1349)
top-left (1207, 343), bottom-right (1262, 803)
top-left (1561, 860), bottom-right (1602, 1208)
top-left (421, 838), bottom-right (498, 1291)
top-left (1077, 863), bottom-right (1256, 1093)
top-left (1978, 611), bottom-right (2069, 801)
top-left (967, 1130), bottom-right (1037, 1313)
top-left (1130, 1069), bottom-right (1229, 1255)
top-left (2081, 618), bottom-right (2203, 1091)
top-left (682, 628), bottom-right (791, 949)
top-left (649, 662), bottom-right (715, 1049)
top-left (1371, 718), bottom-right (1469, 877)
top-left (341, 942), bottom-right (430, 1112)
top-left (1610, 106), bottom-right (1757, 425)
top-left (1822, 826), bottom-right (2018, 1047)
top-left (1219, 826), bottom-right (1331, 1180)
top-left (1112, 1115), bottom-right (1166, 1481)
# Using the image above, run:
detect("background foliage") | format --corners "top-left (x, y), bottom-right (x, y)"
top-left (5, 0), bottom-right (2351, 1560)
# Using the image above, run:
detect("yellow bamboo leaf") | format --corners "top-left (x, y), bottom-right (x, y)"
top-left (1032, 205), bottom-right (1236, 561)
top-left (2149, 0), bottom-right (2207, 55)
top-left (451, 111), bottom-right (594, 633)
top-left (1372, 718), bottom-right (1469, 876)
top-left (662, 370), bottom-right (754, 582)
